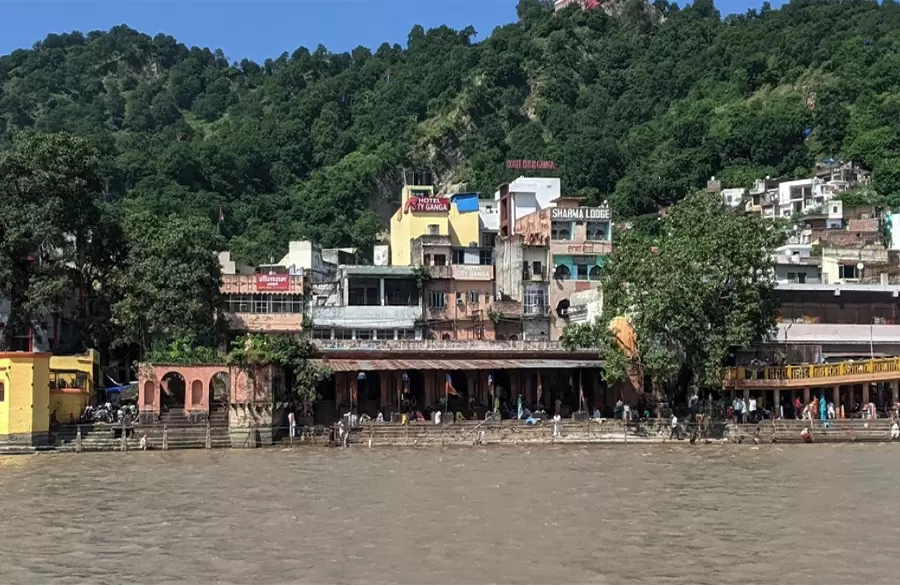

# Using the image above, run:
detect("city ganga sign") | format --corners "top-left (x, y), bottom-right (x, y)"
top-left (255, 274), bottom-right (290, 291)
top-left (406, 196), bottom-right (450, 213)
top-left (551, 206), bottom-right (610, 221)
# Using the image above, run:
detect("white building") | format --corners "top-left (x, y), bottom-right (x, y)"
top-left (495, 177), bottom-right (561, 238)
top-left (772, 243), bottom-right (821, 285)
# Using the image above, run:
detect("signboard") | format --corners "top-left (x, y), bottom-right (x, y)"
top-left (451, 264), bottom-right (494, 281)
top-left (551, 206), bottom-right (610, 221)
top-left (572, 255), bottom-right (597, 265)
top-left (256, 274), bottom-right (290, 291)
top-left (506, 159), bottom-right (557, 170)
top-left (406, 196), bottom-right (450, 213)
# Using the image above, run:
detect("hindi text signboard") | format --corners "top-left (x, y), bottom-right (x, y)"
top-left (256, 274), bottom-right (290, 291)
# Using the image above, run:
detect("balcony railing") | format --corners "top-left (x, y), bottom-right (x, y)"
top-left (314, 339), bottom-right (571, 352)
top-left (724, 358), bottom-right (900, 385)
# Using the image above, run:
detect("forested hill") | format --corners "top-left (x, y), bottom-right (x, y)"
top-left (2, 0), bottom-right (900, 264)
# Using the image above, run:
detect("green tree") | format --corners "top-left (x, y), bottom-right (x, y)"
top-left (113, 207), bottom-right (224, 353)
top-left (0, 132), bottom-right (104, 350)
top-left (563, 193), bottom-right (784, 405)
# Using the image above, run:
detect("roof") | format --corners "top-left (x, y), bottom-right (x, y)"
top-left (847, 218), bottom-right (879, 233)
top-left (316, 358), bottom-right (604, 372)
top-left (341, 265), bottom-right (415, 277)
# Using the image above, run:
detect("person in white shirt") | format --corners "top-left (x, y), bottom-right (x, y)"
top-left (732, 397), bottom-right (743, 423)
top-left (288, 410), bottom-right (296, 438)
top-left (669, 414), bottom-right (680, 440)
top-left (748, 397), bottom-right (757, 422)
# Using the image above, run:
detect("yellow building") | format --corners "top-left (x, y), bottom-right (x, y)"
top-left (0, 352), bottom-right (51, 446)
top-left (390, 186), bottom-right (482, 266)
top-left (49, 350), bottom-right (98, 424)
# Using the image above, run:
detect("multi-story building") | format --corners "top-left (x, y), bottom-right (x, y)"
top-left (220, 251), bottom-right (308, 334)
top-left (511, 198), bottom-right (613, 339)
top-left (389, 182), bottom-right (483, 267)
top-left (495, 177), bottom-right (561, 238)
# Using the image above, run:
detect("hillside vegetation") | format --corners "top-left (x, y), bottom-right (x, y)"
top-left (3, 0), bottom-right (900, 265)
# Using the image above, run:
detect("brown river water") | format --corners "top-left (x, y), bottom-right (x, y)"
top-left (0, 445), bottom-right (898, 585)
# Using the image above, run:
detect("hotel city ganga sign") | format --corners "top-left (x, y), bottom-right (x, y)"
top-left (405, 196), bottom-right (450, 213)
top-left (551, 206), bottom-right (611, 221)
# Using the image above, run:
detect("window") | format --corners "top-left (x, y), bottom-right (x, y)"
top-left (551, 221), bottom-right (572, 240)
top-left (356, 330), bottom-right (373, 340)
top-left (787, 272), bottom-right (796, 282)
top-left (839, 265), bottom-right (859, 280)
top-left (524, 288), bottom-right (546, 315)
top-left (0, 381), bottom-right (5, 402)
top-left (428, 291), bottom-right (446, 308)
top-left (427, 224), bottom-right (440, 235)
top-left (399, 329), bottom-right (416, 340)
top-left (433, 254), bottom-right (447, 266)
top-left (452, 249), bottom-right (466, 264)
top-left (479, 249), bottom-right (493, 265)
top-left (586, 221), bottom-right (609, 241)
top-left (312, 328), bottom-right (332, 340)
top-left (225, 294), bottom-right (305, 313)
top-left (577, 264), bottom-right (589, 281)
top-left (589, 266), bottom-right (602, 281)
top-left (554, 265), bottom-right (571, 280)
top-left (797, 273), bottom-right (806, 284)
top-left (334, 328), bottom-right (353, 340)
top-left (468, 290), bottom-right (479, 304)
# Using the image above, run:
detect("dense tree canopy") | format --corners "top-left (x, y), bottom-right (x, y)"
top-left (562, 193), bottom-right (784, 401)
top-left (2, 0), bottom-right (900, 265)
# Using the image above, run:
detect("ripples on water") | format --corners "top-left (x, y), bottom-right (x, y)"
top-left (0, 445), bottom-right (898, 585)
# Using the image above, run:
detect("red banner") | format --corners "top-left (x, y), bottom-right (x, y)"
top-left (255, 274), bottom-right (290, 291)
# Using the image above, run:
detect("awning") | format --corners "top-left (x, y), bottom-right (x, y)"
top-left (316, 358), bottom-right (604, 372)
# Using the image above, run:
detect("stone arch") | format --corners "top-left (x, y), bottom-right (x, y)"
top-left (160, 371), bottom-right (186, 411)
top-left (209, 371), bottom-right (230, 411)
top-left (508, 334), bottom-right (519, 341)
top-left (441, 333), bottom-right (452, 341)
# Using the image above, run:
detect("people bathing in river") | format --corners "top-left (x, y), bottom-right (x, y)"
top-left (139, 433), bottom-right (148, 451)
top-left (891, 421), bottom-right (900, 440)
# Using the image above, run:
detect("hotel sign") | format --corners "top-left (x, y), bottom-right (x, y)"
top-left (406, 196), bottom-right (450, 213)
top-left (506, 159), bottom-right (557, 170)
top-left (551, 206), bottom-right (610, 221)
top-left (256, 274), bottom-right (290, 291)
top-left (452, 264), bottom-right (494, 281)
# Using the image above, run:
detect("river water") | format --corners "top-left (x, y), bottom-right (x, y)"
top-left (0, 445), bottom-right (897, 585)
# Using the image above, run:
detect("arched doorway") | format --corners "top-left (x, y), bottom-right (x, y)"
top-left (404, 370), bottom-right (425, 413)
top-left (447, 371), bottom-right (469, 415)
top-left (209, 371), bottom-right (230, 412)
top-left (160, 372), bottom-right (186, 413)
top-left (356, 371), bottom-right (382, 417)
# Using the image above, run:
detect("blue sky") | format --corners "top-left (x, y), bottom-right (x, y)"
top-left (1, 0), bottom-right (784, 62)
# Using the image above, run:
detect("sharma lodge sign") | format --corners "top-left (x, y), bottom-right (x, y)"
top-left (255, 274), bottom-right (290, 291)
top-left (550, 206), bottom-right (611, 221)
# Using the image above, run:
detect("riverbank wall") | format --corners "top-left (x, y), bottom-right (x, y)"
top-left (2, 417), bottom-right (896, 454)
top-left (727, 418), bottom-right (898, 443)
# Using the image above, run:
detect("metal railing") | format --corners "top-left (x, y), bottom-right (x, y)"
top-left (724, 357), bottom-right (900, 383)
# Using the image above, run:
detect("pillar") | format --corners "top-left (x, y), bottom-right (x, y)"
top-left (832, 386), bottom-right (840, 417)
top-left (892, 380), bottom-right (899, 408)
top-left (743, 388), bottom-right (750, 404)
top-left (379, 278), bottom-right (386, 306)
top-left (803, 388), bottom-right (810, 405)
top-left (524, 373), bottom-right (533, 406)
top-left (773, 389), bottom-right (781, 418)
top-left (862, 383), bottom-right (870, 407)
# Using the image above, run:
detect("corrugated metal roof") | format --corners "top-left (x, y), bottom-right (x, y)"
top-left (316, 358), bottom-right (603, 372)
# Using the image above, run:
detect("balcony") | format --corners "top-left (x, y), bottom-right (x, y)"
top-left (425, 265), bottom-right (453, 279)
top-left (523, 267), bottom-right (549, 282)
top-left (224, 313), bottom-right (303, 333)
top-left (221, 273), bottom-right (305, 295)
top-left (311, 305), bottom-right (422, 329)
